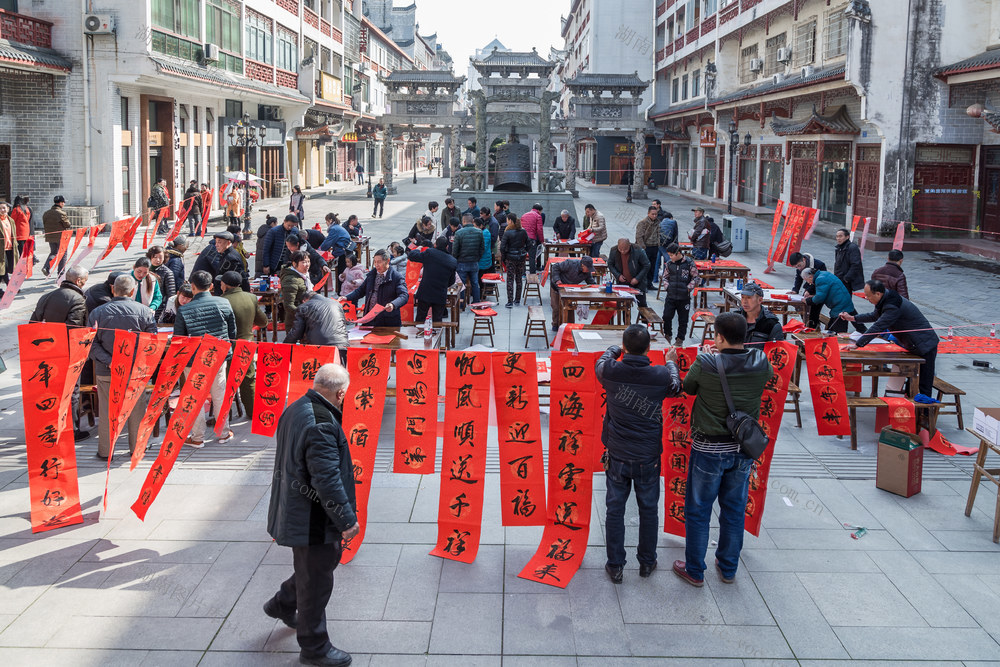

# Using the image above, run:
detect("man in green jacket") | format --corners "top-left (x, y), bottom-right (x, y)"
top-left (220, 271), bottom-right (267, 415)
top-left (42, 195), bottom-right (70, 276)
top-left (674, 312), bottom-right (773, 588)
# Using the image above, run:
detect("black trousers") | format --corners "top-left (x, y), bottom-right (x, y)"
top-left (372, 198), bottom-right (384, 217)
top-left (44, 241), bottom-right (64, 274)
top-left (527, 239), bottom-right (539, 273)
top-left (918, 347), bottom-right (937, 397)
top-left (644, 246), bottom-right (658, 289)
top-left (415, 300), bottom-right (447, 323)
top-left (271, 541), bottom-right (343, 657)
top-left (662, 298), bottom-right (691, 339)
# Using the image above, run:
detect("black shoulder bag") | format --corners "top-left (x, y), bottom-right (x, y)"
top-left (715, 354), bottom-right (770, 460)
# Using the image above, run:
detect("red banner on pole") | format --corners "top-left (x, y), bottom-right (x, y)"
top-left (763, 201), bottom-right (785, 273)
top-left (492, 352), bottom-right (546, 525)
top-left (164, 198), bottom-right (195, 246)
top-left (744, 341), bottom-right (796, 536)
top-left (341, 348), bottom-right (391, 564)
top-left (18, 323), bottom-right (84, 533)
top-left (517, 352), bottom-right (596, 587)
top-left (859, 216), bottom-right (873, 260)
top-left (803, 337), bottom-right (852, 436)
top-left (393, 349), bottom-right (439, 475)
top-left (200, 189), bottom-right (213, 238)
top-left (131, 336), bottom-right (200, 470)
top-left (252, 342), bottom-right (293, 436)
top-left (653, 347), bottom-right (697, 537)
top-left (121, 215), bottom-right (145, 252)
top-left (431, 351), bottom-right (491, 563)
top-left (0, 238), bottom-right (34, 310)
top-left (213, 340), bottom-right (257, 436)
top-left (67, 227), bottom-right (87, 262)
top-left (287, 344), bottom-right (340, 404)
top-left (131, 337), bottom-right (229, 520)
top-left (786, 207), bottom-right (814, 259)
top-left (892, 221), bottom-right (906, 251)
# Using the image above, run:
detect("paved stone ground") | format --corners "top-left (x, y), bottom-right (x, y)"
top-left (1, 177), bottom-right (1000, 665)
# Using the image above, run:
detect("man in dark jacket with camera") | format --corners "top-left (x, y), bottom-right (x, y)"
top-left (408, 237), bottom-right (458, 323)
top-left (265, 363), bottom-right (359, 667)
top-left (597, 324), bottom-right (683, 582)
top-left (674, 312), bottom-right (773, 587)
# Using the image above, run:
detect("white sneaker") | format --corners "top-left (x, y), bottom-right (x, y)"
top-left (218, 430), bottom-right (235, 444)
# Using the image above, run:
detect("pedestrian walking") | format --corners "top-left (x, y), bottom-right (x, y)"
top-left (289, 185), bottom-right (305, 222)
top-left (834, 228), bottom-right (865, 293)
top-left (372, 178), bottom-right (387, 218)
top-left (42, 195), bottom-right (70, 276)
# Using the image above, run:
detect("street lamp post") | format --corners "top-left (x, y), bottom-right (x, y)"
top-left (227, 112), bottom-right (266, 233)
top-left (412, 134), bottom-right (418, 184)
top-left (366, 137), bottom-right (373, 198)
top-left (727, 120), bottom-right (752, 215)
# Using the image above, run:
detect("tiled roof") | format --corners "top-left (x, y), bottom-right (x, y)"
top-left (564, 72), bottom-right (647, 88)
top-left (934, 49), bottom-right (1000, 78)
top-left (770, 104), bottom-right (860, 136)
top-left (0, 38), bottom-right (71, 72)
top-left (710, 65), bottom-right (846, 106)
top-left (383, 69), bottom-right (463, 83)
top-left (150, 56), bottom-right (309, 103)
top-left (649, 99), bottom-right (711, 119)
top-left (472, 49), bottom-right (552, 68)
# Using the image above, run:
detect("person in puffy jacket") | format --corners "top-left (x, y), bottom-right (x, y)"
top-left (520, 203), bottom-right (545, 273)
top-left (596, 324), bottom-right (682, 582)
top-left (451, 214), bottom-right (485, 304)
top-left (583, 204), bottom-right (608, 258)
top-left (500, 213), bottom-right (529, 307)
top-left (870, 249), bottom-right (908, 299)
top-left (261, 215), bottom-right (300, 275)
top-left (408, 237), bottom-right (458, 322)
top-left (284, 292), bottom-right (349, 355)
top-left (802, 268), bottom-right (865, 334)
top-left (343, 249), bottom-right (408, 327)
top-left (280, 250), bottom-right (312, 331)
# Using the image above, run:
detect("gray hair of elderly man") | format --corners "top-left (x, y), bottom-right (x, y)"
top-left (313, 363), bottom-right (350, 397)
top-left (800, 267), bottom-right (815, 278)
top-left (561, 209), bottom-right (570, 216)
top-left (65, 266), bottom-right (89, 282)
top-left (113, 273), bottom-right (137, 296)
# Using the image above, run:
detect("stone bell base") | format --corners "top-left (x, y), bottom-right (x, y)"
top-left (450, 191), bottom-right (581, 222)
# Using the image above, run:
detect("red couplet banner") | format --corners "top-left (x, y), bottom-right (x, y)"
top-left (107, 331), bottom-right (139, 448)
top-left (653, 347), bottom-right (697, 537)
top-left (393, 349), bottom-right (439, 475)
top-left (132, 337), bottom-right (229, 520)
top-left (93, 216), bottom-right (139, 268)
top-left (18, 323), bottom-right (84, 532)
top-left (803, 337), bottom-right (852, 436)
top-left (214, 340), bottom-right (257, 436)
top-left (590, 381), bottom-right (608, 472)
top-left (252, 342), bottom-right (292, 436)
top-left (769, 204), bottom-right (798, 268)
top-left (763, 201), bottom-right (786, 273)
top-left (518, 352), bottom-right (597, 588)
top-left (0, 238), bottom-right (34, 310)
top-left (164, 198), bottom-right (195, 246)
top-left (341, 348), bottom-right (391, 564)
top-left (398, 256), bottom-right (422, 323)
top-left (48, 229), bottom-right (72, 280)
top-left (491, 352), bottom-right (546, 526)
top-left (131, 336), bottom-right (200, 470)
top-left (68, 226), bottom-right (87, 261)
top-left (877, 397), bottom-right (916, 434)
top-left (287, 344), bottom-right (340, 404)
top-left (787, 207), bottom-right (815, 257)
top-left (431, 351), bottom-right (491, 563)
top-left (745, 341), bottom-right (797, 536)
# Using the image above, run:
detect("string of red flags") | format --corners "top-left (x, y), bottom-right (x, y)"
top-left (492, 351), bottom-right (546, 526)
top-left (163, 198), bottom-right (195, 246)
top-left (252, 342), bottom-right (292, 436)
top-left (48, 230), bottom-right (72, 280)
top-left (763, 201), bottom-right (785, 273)
top-left (287, 344), bottom-right (340, 404)
top-left (131, 336), bottom-right (229, 520)
top-left (341, 348), bottom-right (391, 564)
top-left (431, 351), bottom-right (491, 563)
top-left (214, 340), bottom-right (257, 437)
top-left (393, 349), bottom-right (439, 475)
top-left (518, 352), bottom-right (596, 588)
top-left (803, 337), bottom-right (852, 437)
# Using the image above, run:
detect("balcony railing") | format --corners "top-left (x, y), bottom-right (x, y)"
top-left (664, 42), bottom-right (674, 57)
top-left (304, 7), bottom-right (319, 30)
top-left (246, 60), bottom-right (274, 84)
top-left (742, 0), bottom-right (763, 10)
top-left (656, 2), bottom-right (666, 17)
top-left (686, 26), bottom-right (699, 44)
top-left (656, 47), bottom-right (666, 62)
top-left (673, 35), bottom-right (684, 52)
top-left (701, 14), bottom-right (716, 35)
top-left (276, 69), bottom-right (298, 89)
top-left (332, 26), bottom-right (343, 43)
top-left (720, 2), bottom-right (740, 24)
top-left (320, 18), bottom-right (332, 37)
top-left (0, 9), bottom-right (52, 49)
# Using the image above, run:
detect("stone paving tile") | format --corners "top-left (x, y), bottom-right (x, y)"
top-left (428, 592), bottom-right (503, 654)
top-left (703, 570), bottom-right (776, 627)
top-left (833, 627), bottom-right (1000, 661)
top-left (79, 539), bottom-right (228, 564)
top-left (797, 572), bottom-right (926, 627)
top-left (766, 527), bottom-right (903, 551)
top-left (208, 563), bottom-right (289, 652)
top-left (930, 529), bottom-right (1000, 552)
top-left (867, 550), bottom-right (976, 628)
top-left (933, 574), bottom-right (1000, 638)
top-left (803, 478), bottom-right (885, 529)
top-left (201, 651), bottom-right (343, 667)
top-left (264, 619), bottom-right (431, 655)
top-left (623, 623), bottom-right (794, 660)
top-left (912, 550), bottom-right (1000, 573)
top-left (382, 544), bottom-right (442, 621)
top-left (147, 519), bottom-right (271, 542)
top-left (503, 657), bottom-right (576, 667)
top-left (841, 487), bottom-right (947, 551)
top-left (44, 616), bottom-right (223, 650)
top-left (0, 648), bottom-right (204, 666)
top-left (578, 660), bottom-right (742, 667)
top-left (739, 548), bottom-right (879, 573)
top-left (615, 566), bottom-right (724, 625)
top-left (439, 543), bottom-right (504, 593)
top-left (749, 572), bottom-right (849, 659)
top-left (177, 541), bottom-right (268, 617)
top-left (326, 564), bottom-right (396, 621)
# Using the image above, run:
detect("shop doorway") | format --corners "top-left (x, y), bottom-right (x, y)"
top-left (979, 146), bottom-right (1000, 236)
top-left (853, 144), bottom-right (881, 220)
top-left (913, 144), bottom-right (975, 231)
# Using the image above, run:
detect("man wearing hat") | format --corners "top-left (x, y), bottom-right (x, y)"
top-left (735, 283), bottom-right (785, 345)
top-left (213, 231), bottom-right (250, 293)
top-left (42, 195), bottom-right (70, 276)
top-left (549, 255), bottom-right (595, 331)
top-left (688, 207), bottom-right (712, 260)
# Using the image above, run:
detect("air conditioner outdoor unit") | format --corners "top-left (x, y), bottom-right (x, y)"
top-left (801, 65), bottom-right (815, 78)
top-left (772, 73), bottom-right (786, 85)
top-left (749, 58), bottom-right (764, 72)
top-left (203, 43), bottom-right (220, 63)
top-left (776, 47), bottom-right (791, 63)
top-left (83, 14), bottom-right (115, 35)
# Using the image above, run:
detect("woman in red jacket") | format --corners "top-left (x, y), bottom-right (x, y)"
top-left (11, 194), bottom-right (32, 256)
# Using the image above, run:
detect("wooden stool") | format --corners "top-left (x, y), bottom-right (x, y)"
top-left (965, 427), bottom-right (1000, 543)
top-left (78, 384), bottom-right (97, 430)
top-left (786, 381), bottom-right (803, 428)
top-left (524, 305), bottom-right (550, 348)
top-left (471, 313), bottom-right (495, 347)
top-left (690, 311), bottom-right (716, 342)
top-left (482, 280), bottom-right (501, 303)
top-left (638, 307), bottom-right (665, 334)
top-left (524, 274), bottom-right (543, 305)
top-left (933, 377), bottom-right (966, 429)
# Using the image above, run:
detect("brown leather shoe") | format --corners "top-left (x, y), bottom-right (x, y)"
top-left (715, 559), bottom-right (735, 584)
top-left (672, 560), bottom-right (704, 587)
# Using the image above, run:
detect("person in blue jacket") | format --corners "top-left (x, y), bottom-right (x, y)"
top-left (801, 267), bottom-right (866, 334)
top-left (261, 215), bottom-right (300, 276)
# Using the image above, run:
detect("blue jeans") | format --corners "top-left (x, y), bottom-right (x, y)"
top-left (684, 449), bottom-right (753, 580)
top-left (605, 456), bottom-right (661, 568)
top-left (589, 241), bottom-right (603, 258)
top-left (692, 247), bottom-right (708, 260)
top-left (456, 261), bottom-right (480, 303)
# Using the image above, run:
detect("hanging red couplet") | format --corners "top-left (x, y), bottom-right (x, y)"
top-left (68, 226), bottom-right (87, 261)
top-left (518, 352), bottom-right (596, 587)
top-left (48, 229), bottom-right (72, 279)
top-left (93, 215), bottom-right (138, 267)
top-left (19, 323), bottom-right (84, 532)
top-left (214, 340), bottom-right (257, 436)
top-left (341, 348), bottom-right (391, 564)
top-left (431, 351), bottom-right (491, 563)
top-left (763, 201), bottom-right (786, 273)
top-left (398, 257), bottom-right (422, 323)
top-left (492, 351), bottom-right (546, 526)
top-left (655, 347), bottom-right (697, 537)
top-left (590, 380), bottom-right (608, 472)
top-left (252, 342), bottom-right (293, 437)
top-left (131, 336), bottom-right (200, 470)
top-left (63, 327), bottom-right (97, 434)
top-left (164, 198), bottom-right (195, 246)
top-left (803, 337), bottom-right (851, 436)
top-left (744, 341), bottom-right (797, 537)
top-left (393, 349), bottom-right (439, 475)
top-left (287, 344), bottom-right (340, 404)
top-left (787, 207), bottom-right (815, 257)
top-left (132, 337), bottom-right (229, 520)
top-left (0, 238), bottom-right (34, 310)
top-left (107, 331), bottom-right (139, 447)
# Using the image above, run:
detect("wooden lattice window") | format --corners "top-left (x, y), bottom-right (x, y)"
top-left (793, 19), bottom-right (816, 68)
top-left (740, 43), bottom-right (759, 84)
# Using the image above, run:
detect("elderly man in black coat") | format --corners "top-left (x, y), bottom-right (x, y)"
top-left (833, 228), bottom-right (865, 292)
top-left (407, 236), bottom-right (458, 323)
top-left (265, 363), bottom-right (359, 667)
top-left (343, 249), bottom-right (408, 327)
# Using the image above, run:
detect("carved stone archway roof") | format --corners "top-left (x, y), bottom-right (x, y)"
top-left (770, 105), bottom-right (860, 136)
top-left (383, 69), bottom-right (463, 84)
top-left (564, 72), bottom-right (647, 90)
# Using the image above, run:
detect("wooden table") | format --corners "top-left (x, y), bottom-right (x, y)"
top-left (695, 260), bottom-right (750, 288)
top-left (541, 257), bottom-right (608, 286)
top-left (348, 326), bottom-right (442, 350)
top-left (252, 289), bottom-right (280, 341)
top-left (964, 427), bottom-right (1000, 543)
top-left (572, 328), bottom-right (675, 353)
top-left (543, 240), bottom-right (591, 265)
top-left (722, 285), bottom-right (808, 322)
top-left (557, 286), bottom-right (634, 327)
top-left (444, 282), bottom-right (464, 331)
top-left (790, 332), bottom-right (924, 398)
top-left (355, 236), bottom-right (372, 267)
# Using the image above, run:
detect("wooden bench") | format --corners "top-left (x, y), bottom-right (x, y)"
top-left (846, 396), bottom-right (941, 450)
top-left (693, 286), bottom-right (725, 310)
top-left (786, 381), bottom-right (802, 428)
top-left (933, 377), bottom-right (966, 430)
top-left (524, 274), bottom-right (543, 305)
top-left (638, 307), bottom-right (665, 334)
top-left (523, 305), bottom-right (549, 349)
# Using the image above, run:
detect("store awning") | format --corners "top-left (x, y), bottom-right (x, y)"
top-left (150, 55), bottom-right (309, 104)
top-left (770, 105), bottom-right (860, 136)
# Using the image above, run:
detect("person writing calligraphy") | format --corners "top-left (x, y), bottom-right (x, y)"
top-left (343, 249), bottom-right (408, 328)
top-left (265, 363), bottom-right (359, 667)
top-left (608, 237), bottom-right (651, 309)
top-left (284, 291), bottom-right (350, 362)
top-left (87, 274), bottom-right (158, 459)
top-left (596, 324), bottom-right (683, 583)
top-left (801, 268), bottom-right (865, 334)
top-left (549, 255), bottom-right (595, 332)
top-left (220, 271), bottom-right (267, 415)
